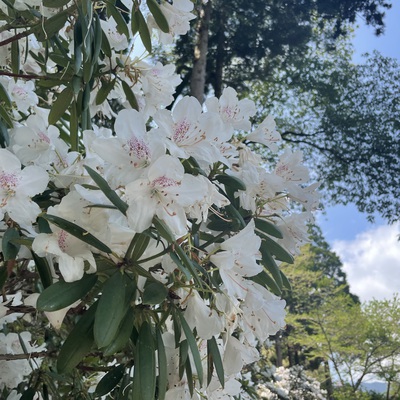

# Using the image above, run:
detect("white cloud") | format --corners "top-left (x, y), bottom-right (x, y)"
top-left (332, 223), bottom-right (400, 302)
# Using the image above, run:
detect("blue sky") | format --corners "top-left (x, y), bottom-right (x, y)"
top-left (318, 3), bottom-right (400, 302)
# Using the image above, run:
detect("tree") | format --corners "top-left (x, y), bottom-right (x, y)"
top-left (252, 46), bottom-right (400, 223)
top-left (174, 0), bottom-right (392, 100)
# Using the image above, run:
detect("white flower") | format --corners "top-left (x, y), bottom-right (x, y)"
top-left (210, 220), bottom-right (262, 299)
top-left (149, 0), bottom-right (196, 44)
top-left (154, 96), bottom-right (225, 165)
top-left (246, 115), bottom-right (281, 152)
top-left (241, 283), bottom-right (286, 342)
top-left (7, 79), bottom-right (38, 114)
top-left (0, 149), bottom-right (48, 229)
top-left (11, 113), bottom-right (68, 168)
top-left (125, 155), bottom-right (207, 237)
top-left (205, 87), bottom-right (256, 133)
top-left (184, 291), bottom-right (224, 340)
top-left (92, 109), bottom-right (165, 187)
top-left (100, 17), bottom-right (130, 51)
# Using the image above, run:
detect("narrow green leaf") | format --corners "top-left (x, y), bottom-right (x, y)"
top-left (131, 5), bottom-right (140, 36)
top-left (11, 38), bottom-right (20, 75)
top-left (0, 81), bottom-right (11, 107)
top-left (84, 165), bottom-right (128, 215)
top-left (207, 217), bottom-right (234, 232)
top-left (43, 213), bottom-right (112, 253)
top-left (57, 302), bottom-right (97, 373)
top-left (0, 266), bottom-right (7, 290)
top-left (260, 241), bottom-right (283, 288)
top-left (261, 236), bottom-right (294, 264)
top-left (43, 0), bottom-right (70, 7)
top-left (20, 387), bottom-right (36, 400)
top-left (31, 252), bottom-right (53, 289)
top-left (176, 309), bottom-right (203, 385)
top-left (101, 29), bottom-right (112, 57)
top-left (249, 270), bottom-right (281, 296)
top-left (254, 218), bottom-right (284, 239)
top-left (34, 11), bottom-right (69, 42)
top-left (48, 86), bottom-right (73, 125)
top-left (156, 328), bottom-right (167, 400)
top-left (103, 311), bottom-right (135, 356)
top-left (37, 274), bottom-right (98, 311)
top-left (147, 0), bottom-right (169, 33)
top-left (121, 80), bottom-right (139, 110)
top-left (0, 103), bottom-right (13, 128)
top-left (134, 321), bottom-right (156, 400)
top-left (225, 204), bottom-right (246, 230)
top-left (185, 355), bottom-right (194, 396)
top-left (92, 13), bottom-right (102, 62)
top-left (106, 2), bottom-right (130, 38)
top-left (169, 252), bottom-right (191, 281)
top-left (280, 269), bottom-right (292, 291)
top-left (137, 8), bottom-right (152, 53)
top-left (142, 281), bottom-right (168, 305)
top-left (0, 119), bottom-right (9, 147)
top-left (207, 336), bottom-right (224, 388)
top-left (95, 78), bottom-right (116, 105)
top-left (94, 271), bottom-right (129, 348)
top-left (126, 232), bottom-right (151, 262)
top-left (214, 174), bottom-right (246, 191)
top-left (2, 227), bottom-right (20, 261)
top-left (152, 216), bottom-right (175, 243)
top-left (69, 100), bottom-right (79, 151)
top-left (95, 364), bottom-right (125, 396)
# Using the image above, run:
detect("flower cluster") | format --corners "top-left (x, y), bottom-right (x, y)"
top-left (0, 0), bottom-right (319, 398)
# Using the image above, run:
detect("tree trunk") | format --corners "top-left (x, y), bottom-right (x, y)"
top-left (214, 6), bottom-right (225, 98)
top-left (190, 1), bottom-right (212, 103)
top-left (323, 360), bottom-right (334, 400)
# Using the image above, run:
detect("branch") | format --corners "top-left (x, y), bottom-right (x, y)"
top-left (0, 351), bottom-right (48, 361)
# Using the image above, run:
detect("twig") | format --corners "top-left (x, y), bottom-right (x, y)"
top-left (0, 351), bottom-right (48, 361)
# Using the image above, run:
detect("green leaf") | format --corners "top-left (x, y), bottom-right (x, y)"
top-left (249, 270), bottom-right (281, 296)
top-left (101, 29), bottom-right (112, 57)
top-left (121, 80), bottom-right (139, 110)
top-left (48, 86), bottom-right (73, 125)
top-left (176, 309), bottom-right (203, 385)
top-left (137, 8), bottom-right (152, 53)
top-left (2, 227), bottom-right (20, 261)
top-left (95, 78), bottom-right (116, 105)
top-left (254, 218), bottom-right (284, 239)
top-left (84, 165), bottom-right (128, 215)
top-left (142, 281), bottom-right (168, 305)
top-left (147, 0), bottom-right (169, 33)
top-left (103, 310), bottom-right (135, 356)
top-left (57, 302), bottom-right (97, 373)
top-left (31, 252), bottom-right (53, 289)
top-left (43, 213), bottom-right (112, 254)
top-left (106, 2), bottom-right (130, 38)
top-left (35, 11), bottom-right (69, 42)
top-left (0, 81), bottom-right (11, 107)
top-left (94, 271), bottom-right (130, 348)
top-left (280, 269), bottom-right (292, 291)
top-left (11, 40), bottom-right (19, 75)
top-left (0, 103), bottom-right (13, 128)
top-left (43, 0), bottom-right (71, 7)
top-left (261, 236), bottom-right (294, 264)
top-left (156, 328), bottom-right (167, 400)
top-left (169, 252), bottom-right (191, 281)
top-left (131, 6), bottom-right (140, 36)
top-left (0, 119), bottom-right (9, 147)
top-left (207, 337), bottom-right (224, 388)
top-left (214, 174), bottom-right (246, 191)
top-left (152, 216), bottom-right (175, 242)
top-left (135, 321), bottom-right (156, 400)
top-left (37, 273), bottom-right (98, 311)
top-left (126, 232), bottom-right (151, 262)
top-left (95, 364), bottom-right (125, 396)
top-left (20, 387), bottom-right (36, 400)
top-left (260, 241), bottom-right (283, 289)
top-left (0, 266), bottom-right (7, 290)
